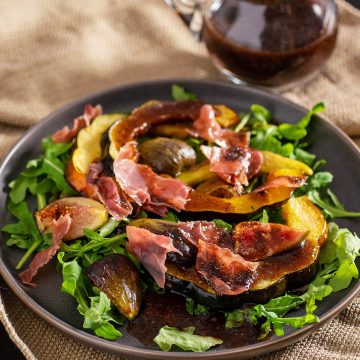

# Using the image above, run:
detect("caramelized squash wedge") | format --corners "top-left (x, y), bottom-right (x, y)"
top-left (177, 151), bottom-right (312, 187)
top-left (72, 114), bottom-right (124, 174)
top-left (185, 186), bottom-right (296, 214)
top-left (282, 195), bottom-right (327, 247)
top-left (65, 159), bottom-right (95, 197)
top-left (261, 151), bottom-right (313, 175)
top-left (177, 162), bottom-right (213, 186)
top-left (165, 195), bottom-right (326, 309)
top-left (214, 104), bottom-right (240, 128)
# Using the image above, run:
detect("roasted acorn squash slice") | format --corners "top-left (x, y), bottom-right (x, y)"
top-left (165, 195), bottom-right (327, 309)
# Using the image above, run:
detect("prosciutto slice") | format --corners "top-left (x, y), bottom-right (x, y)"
top-left (196, 240), bottom-right (259, 295)
top-left (254, 176), bottom-right (306, 193)
top-left (87, 163), bottom-right (132, 220)
top-left (192, 105), bottom-right (249, 147)
top-left (113, 157), bottom-right (190, 216)
top-left (201, 145), bottom-right (263, 194)
top-left (178, 221), bottom-right (233, 249)
top-left (233, 221), bottom-right (309, 261)
top-left (19, 214), bottom-right (71, 287)
top-left (52, 104), bottom-right (102, 143)
top-left (126, 226), bottom-right (181, 288)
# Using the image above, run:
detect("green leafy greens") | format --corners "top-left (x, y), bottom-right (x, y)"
top-left (2, 137), bottom-right (77, 268)
top-left (185, 298), bottom-right (210, 316)
top-left (58, 252), bottom-right (124, 340)
top-left (171, 84), bottom-right (198, 101)
top-left (225, 223), bottom-right (360, 336)
top-left (154, 326), bottom-right (222, 352)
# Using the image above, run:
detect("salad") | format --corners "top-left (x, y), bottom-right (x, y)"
top-left (2, 84), bottom-right (360, 352)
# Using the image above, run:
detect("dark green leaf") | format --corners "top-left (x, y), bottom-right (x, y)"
top-left (185, 298), bottom-right (210, 316)
top-left (251, 105), bottom-right (271, 123)
top-left (308, 190), bottom-right (360, 218)
top-left (294, 148), bottom-right (316, 166)
top-left (211, 219), bottom-right (232, 232)
top-left (171, 85), bottom-right (197, 101)
top-left (309, 172), bottom-right (333, 189)
top-left (162, 211), bottom-right (179, 223)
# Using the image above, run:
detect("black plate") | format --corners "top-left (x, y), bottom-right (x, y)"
top-left (1, 79), bottom-right (360, 360)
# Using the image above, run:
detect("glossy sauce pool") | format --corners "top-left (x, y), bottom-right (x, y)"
top-left (127, 291), bottom-right (263, 349)
top-left (202, 0), bottom-right (338, 89)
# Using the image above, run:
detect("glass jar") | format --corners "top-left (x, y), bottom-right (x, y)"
top-left (202, 0), bottom-right (338, 90)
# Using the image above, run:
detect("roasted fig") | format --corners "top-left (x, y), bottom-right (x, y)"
top-left (233, 221), bottom-right (309, 261)
top-left (35, 197), bottom-right (108, 241)
top-left (139, 137), bottom-right (196, 176)
top-left (87, 254), bottom-right (142, 320)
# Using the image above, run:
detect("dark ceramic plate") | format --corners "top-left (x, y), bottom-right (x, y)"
top-left (1, 79), bottom-right (360, 360)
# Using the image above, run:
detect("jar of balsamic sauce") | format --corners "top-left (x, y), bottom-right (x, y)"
top-left (202, 0), bottom-right (338, 90)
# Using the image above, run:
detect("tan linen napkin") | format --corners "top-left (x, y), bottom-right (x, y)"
top-left (0, 0), bottom-right (359, 359)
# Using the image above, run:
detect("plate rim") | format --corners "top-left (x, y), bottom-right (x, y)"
top-left (1, 78), bottom-right (360, 359)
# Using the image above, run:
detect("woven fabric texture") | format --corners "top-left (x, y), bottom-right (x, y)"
top-left (0, 0), bottom-right (359, 359)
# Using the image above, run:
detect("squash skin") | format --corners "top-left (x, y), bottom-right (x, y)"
top-left (165, 195), bottom-right (326, 309)
top-left (184, 186), bottom-right (296, 214)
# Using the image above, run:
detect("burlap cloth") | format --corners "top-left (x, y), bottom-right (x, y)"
top-left (0, 0), bottom-right (359, 359)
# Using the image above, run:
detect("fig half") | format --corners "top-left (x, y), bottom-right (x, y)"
top-left (35, 197), bottom-right (108, 241)
top-left (87, 254), bottom-right (142, 320)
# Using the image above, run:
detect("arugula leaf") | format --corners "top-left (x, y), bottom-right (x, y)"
top-left (259, 209), bottom-right (269, 223)
top-left (309, 172), bottom-right (333, 189)
top-left (225, 223), bottom-right (359, 337)
top-left (97, 217), bottom-right (121, 237)
top-left (57, 252), bottom-right (123, 340)
top-left (171, 85), bottom-right (197, 101)
top-left (294, 148), bottom-right (316, 166)
top-left (320, 223), bottom-right (360, 291)
top-left (185, 298), bottom-right (210, 316)
top-left (308, 190), bottom-right (360, 218)
top-left (162, 211), bottom-right (179, 223)
top-left (83, 292), bottom-right (123, 340)
top-left (186, 137), bottom-right (206, 163)
top-left (212, 219), bottom-right (233, 232)
top-left (154, 326), bottom-right (222, 352)
top-left (278, 102), bottom-right (325, 141)
top-left (250, 105), bottom-right (271, 124)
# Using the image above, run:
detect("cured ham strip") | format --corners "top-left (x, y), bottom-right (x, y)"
top-left (52, 104), bottom-right (102, 143)
top-left (201, 145), bottom-right (263, 194)
top-left (254, 176), bottom-right (306, 193)
top-left (19, 214), bottom-right (71, 287)
top-left (233, 221), bottom-right (309, 261)
top-left (118, 141), bottom-right (139, 162)
top-left (126, 226), bottom-right (181, 288)
top-left (87, 163), bottom-right (132, 221)
top-left (113, 157), bottom-right (190, 216)
top-left (192, 105), bottom-right (249, 147)
top-left (178, 221), bottom-right (233, 249)
top-left (196, 240), bottom-right (259, 295)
